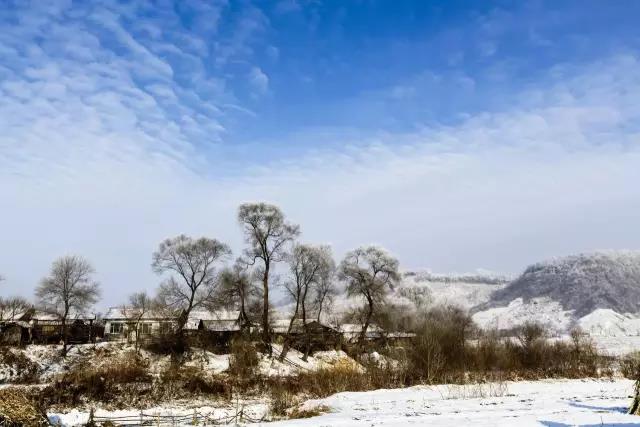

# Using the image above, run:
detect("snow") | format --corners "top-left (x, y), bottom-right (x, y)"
top-left (48, 399), bottom-right (269, 426)
top-left (270, 379), bottom-right (638, 426)
top-left (259, 344), bottom-right (359, 377)
top-left (472, 297), bottom-right (574, 333)
top-left (46, 379), bottom-right (640, 426)
top-left (579, 309), bottom-right (640, 337)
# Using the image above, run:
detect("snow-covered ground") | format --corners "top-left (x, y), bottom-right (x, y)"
top-left (473, 297), bottom-right (574, 333)
top-left (46, 379), bottom-right (639, 426)
top-left (271, 379), bottom-right (637, 427)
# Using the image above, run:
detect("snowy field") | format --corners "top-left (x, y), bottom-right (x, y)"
top-left (47, 379), bottom-right (640, 426)
top-left (271, 379), bottom-right (638, 427)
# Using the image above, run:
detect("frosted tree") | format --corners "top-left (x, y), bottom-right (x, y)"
top-left (313, 266), bottom-right (338, 323)
top-left (0, 296), bottom-right (32, 321)
top-left (152, 235), bottom-right (231, 334)
top-left (280, 244), bottom-right (334, 361)
top-left (338, 246), bottom-right (400, 347)
top-left (215, 259), bottom-right (261, 328)
top-left (35, 255), bottom-right (100, 356)
top-left (122, 291), bottom-right (154, 352)
top-left (238, 203), bottom-right (300, 353)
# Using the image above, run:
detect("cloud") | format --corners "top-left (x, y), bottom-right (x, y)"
top-left (2, 49), bottom-right (640, 307)
top-left (248, 66), bottom-right (270, 95)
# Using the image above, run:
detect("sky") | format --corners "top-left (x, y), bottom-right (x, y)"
top-left (1, 0), bottom-right (640, 308)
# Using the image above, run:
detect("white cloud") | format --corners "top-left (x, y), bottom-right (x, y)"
top-left (2, 51), bottom-right (640, 308)
top-left (248, 66), bottom-right (270, 95)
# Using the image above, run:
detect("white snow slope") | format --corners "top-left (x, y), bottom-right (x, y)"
top-left (272, 379), bottom-right (637, 427)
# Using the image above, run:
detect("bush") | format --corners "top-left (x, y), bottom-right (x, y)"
top-left (144, 332), bottom-right (188, 356)
top-left (269, 384), bottom-right (298, 418)
top-left (158, 363), bottom-right (229, 397)
top-left (40, 351), bottom-right (151, 407)
top-left (0, 388), bottom-right (49, 426)
top-left (0, 348), bottom-right (39, 384)
top-left (621, 352), bottom-right (640, 379)
top-left (228, 338), bottom-right (259, 378)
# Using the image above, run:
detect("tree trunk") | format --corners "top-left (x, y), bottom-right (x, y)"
top-left (302, 293), bottom-right (310, 362)
top-left (358, 297), bottom-right (374, 351)
top-left (62, 304), bottom-right (69, 357)
top-left (61, 316), bottom-right (68, 356)
top-left (630, 380), bottom-right (640, 415)
top-left (262, 265), bottom-right (271, 355)
top-left (279, 299), bottom-right (300, 362)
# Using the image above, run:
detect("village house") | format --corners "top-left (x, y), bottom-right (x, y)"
top-left (102, 308), bottom-right (249, 347)
top-left (0, 308), bottom-right (97, 345)
top-left (103, 307), bottom-right (174, 342)
top-left (272, 318), bottom-right (343, 351)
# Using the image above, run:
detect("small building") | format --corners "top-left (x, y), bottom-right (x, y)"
top-left (0, 321), bottom-right (31, 346)
top-left (29, 310), bottom-right (97, 344)
top-left (190, 309), bottom-right (248, 348)
top-left (338, 323), bottom-right (385, 343)
top-left (273, 318), bottom-right (342, 352)
top-left (103, 308), bottom-right (175, 342)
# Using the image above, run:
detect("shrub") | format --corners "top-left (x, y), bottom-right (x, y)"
top-left (269, 384), bottom-right (298, 418)
top-left (40, 351), bottom-right (151, 407)
top-left (0, 388), bottom-right (49, 426)
top-left (158, 363), bottom-right (229, 397)
top-left (228, 338), bottom-right (259, 378)
top-left (621, 352), bottom-right (640, 379)
top-left (144, 332), bottom-right (188, 356)
top-left (0, 348), bottom-right (39, 384)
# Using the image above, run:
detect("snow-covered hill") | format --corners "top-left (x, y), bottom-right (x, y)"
top-left (478, 251), bottom-right (640, 317)
top-left (471, 251), bottom-right (640, 337)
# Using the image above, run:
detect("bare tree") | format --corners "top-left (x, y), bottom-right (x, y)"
top-left (338, 246), bottom-right (400, 347)
top-left (280, 244), bottom-right (335, 361)
top-left (35, 255), bottom-right (100, 356)
top-left (152, 235), bottom-right (231, 335)
top-left (313, 265), bottom-right (338, 323)
top-left (122, 291), bottom-right (154, 352)
top-left (238, 203), bottom-right (300, 353)
top-left (0, 296), bottom-right (32, 321)
top-left (215, 260), bottom-right (260, 328)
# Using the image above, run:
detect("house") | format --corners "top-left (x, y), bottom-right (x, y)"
top-left (29, 310), bottom-right (97, 344)
top-left (0, 321), bottom-right (31, 346)
top-left (102, 308), bottom-right (249, 347)
top-left (338, 323), bottom-right (416, 346)
top-left (273, 318), bottom-right (342, 351)
top-left (338, 323), bottom-right (385, 343)
top-left (103, 307), bottom-right (174, 342)
top-left (189, 309), bottom-right (248, 348)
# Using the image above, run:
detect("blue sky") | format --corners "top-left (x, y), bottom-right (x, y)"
top-left (1, 1), bottom-right (640, 306)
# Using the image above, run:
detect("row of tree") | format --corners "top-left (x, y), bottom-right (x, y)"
top-left (1, 202), bottom-right (402, 357)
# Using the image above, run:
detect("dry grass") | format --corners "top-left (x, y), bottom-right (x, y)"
top-left (228, 337), bottom-right (259, 378)
top-left (0, 348), bottom-right (40, 384)
top-left (0, 388), bottom-right (49, 426)
top-left (40, 351), bottom-right (152, 407)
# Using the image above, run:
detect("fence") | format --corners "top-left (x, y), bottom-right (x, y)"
top-left (79, 405), bottom-right (267, 427)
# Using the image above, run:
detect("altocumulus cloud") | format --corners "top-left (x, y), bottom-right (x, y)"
top-left (0, 3), bottom-right (639, 307)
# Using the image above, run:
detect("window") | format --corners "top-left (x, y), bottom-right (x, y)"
top-left (41, 325), bottom-right (58, 334)
top-left (159, 322), bottom-right (173, 334)
top-left (110, 322), bottom-right (123, 334)
top-left (139, 323), bottom-right (152, 335)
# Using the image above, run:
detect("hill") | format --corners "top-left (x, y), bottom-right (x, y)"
top-left (476, 251), bottom-right (640, 319)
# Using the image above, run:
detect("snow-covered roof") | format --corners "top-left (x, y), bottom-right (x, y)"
top-left (103, 307), bottom-right (170, 320)
top-left (201, 319), bottom-right (241, 332)
top-left (31, 310), bottom-right (96, 322)
top-left (0, 308), bottom-right (31, 322)
top-left (184, 309), bottom-right (241, 330)
top-left (338, 323), bottom-right (383, 334)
